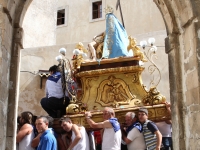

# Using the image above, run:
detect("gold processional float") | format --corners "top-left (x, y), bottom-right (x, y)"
top-left (52, 35), bottom-right (171, 133)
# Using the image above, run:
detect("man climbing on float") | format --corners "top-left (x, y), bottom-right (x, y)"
top-left (40, 65), bottom-right (70, 118)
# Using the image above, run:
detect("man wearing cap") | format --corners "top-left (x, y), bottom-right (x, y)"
top-left (85, 107), bottom-right (121, 150)
top-left (121, 112), bottom-right (146, 150)
top-left (138, 108), bottom-right (162, 150)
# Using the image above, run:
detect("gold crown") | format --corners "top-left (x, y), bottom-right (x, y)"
top-left (105, 5), bottom-right (114, 14)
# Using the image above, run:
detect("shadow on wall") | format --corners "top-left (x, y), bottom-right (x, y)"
top-left (18, 73), bottom-right (48, 116)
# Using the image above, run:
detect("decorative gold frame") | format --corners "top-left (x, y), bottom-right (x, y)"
top-left (63, 57), bottom-right (169, 129)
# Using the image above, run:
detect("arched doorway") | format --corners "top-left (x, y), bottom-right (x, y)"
top-left (1, 0), bottom-right (200, 149)
top-left (154, 1), bottom-right (200, 149)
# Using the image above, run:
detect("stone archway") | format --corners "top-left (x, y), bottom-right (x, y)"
top-left (0, 0), bottom-right (33, 149)
top-left (1, 0), bottom-right (200, 149)
top-left (154, 1), bottom-right (200, 149)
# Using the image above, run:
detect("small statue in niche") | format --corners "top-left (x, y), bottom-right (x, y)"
top-left (127, 36), bottom-right (147, 62)
top-left (72, 42), bottom-right (88, 69)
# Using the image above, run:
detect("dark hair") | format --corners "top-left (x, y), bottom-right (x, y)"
top-left (59, 117), bottom-right (71, 124)
top-left (46, 116), bottom-right (54, 128)
top-left (49, 65), bottom-right (58, 74)
top-left (17, 116), bottom-right (21, 124)
top-left (20, 111), bottom-right (34, 125)
top-left (32, 115), bottom-right (37, 124)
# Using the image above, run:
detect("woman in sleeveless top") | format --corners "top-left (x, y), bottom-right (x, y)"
top-left (16, 111), bottom-right (35, 150)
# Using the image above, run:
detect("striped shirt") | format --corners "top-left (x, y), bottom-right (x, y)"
top-left (142, 120), bottom-right (158, 150)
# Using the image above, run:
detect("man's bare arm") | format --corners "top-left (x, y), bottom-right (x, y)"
top-left (31, 133), bottom-right (42, 148)
top-left (86, 118), bottom-right (112, 129)
top-left (121, 129), bottom-right (132, 144)
top-left (68, 125), bottom-right (81, 149)
top-left (155, 130), bottom-right (162, 150)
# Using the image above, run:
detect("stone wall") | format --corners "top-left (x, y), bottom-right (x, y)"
top-left (19, 43), bottom-right (76, 116)
top-left (0, 4), bottom-right (12, 149)
top-left (153, 0), bottom-right (200, 149)
top-left (22, 0), bottom-right (57, 48)
top-left (56, 0), bottom-right (166, 45)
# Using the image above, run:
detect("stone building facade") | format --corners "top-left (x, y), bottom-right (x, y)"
top-left (0, 0), bottom-right (200, 149)
top-left (22, 0), bottom-right (57, 48)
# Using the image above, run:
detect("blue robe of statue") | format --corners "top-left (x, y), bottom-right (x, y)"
top-left (102, 13), bottom-right (129, 58)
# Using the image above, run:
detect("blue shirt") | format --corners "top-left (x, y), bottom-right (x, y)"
top-left (37, 130), bottom-right (57, 150)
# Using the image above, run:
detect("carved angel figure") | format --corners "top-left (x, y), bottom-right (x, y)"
top-left (72, 42), bottom-right (88, 69)
top-left (127, 36), bottom-right (147, 62)
top-left (143, 87), bottom-right (166, 105)
top-left (88, 32), bottom-right (105, 60)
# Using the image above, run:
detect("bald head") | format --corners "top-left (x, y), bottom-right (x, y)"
top-left (104, 107), bottom-right (115, 117)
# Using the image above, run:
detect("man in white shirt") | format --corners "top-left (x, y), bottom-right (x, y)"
top-left (121, 112), bottom-right (146, 150)
top-left (40, 65), bottom-right (70, 118)
top-left (156, 102), bottom-right (173, 150)
top-left (85, 107), bottom-right (121, 150)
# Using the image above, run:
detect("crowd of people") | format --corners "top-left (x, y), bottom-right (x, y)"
top-left (16, 103), bottom-right (172, 150)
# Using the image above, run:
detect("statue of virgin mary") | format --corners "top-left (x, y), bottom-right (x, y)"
top-left (102, 6), bottom-right (129, 59)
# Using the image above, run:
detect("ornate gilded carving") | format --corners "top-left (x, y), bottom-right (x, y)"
top-left (66, 102), bottom-right (88, 114)
top-left (95, 76), bottom-right (135, 107)
top-left (142, 87), bottom-right (166, 105)
top-left (66, 103), bottom-right (80, 114)
top-left (85, 77), bottom-right (99, 90)
top-left (132, 73), bottom-right (138, 83)
top-left (72, 42), bottom-right (88, 69)
top-left (59, 105), bottom-right (171, 132)
top-left (127, 36), bottom-right (147, 62)
top-left (76, 66), bottom-right (144, 77)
